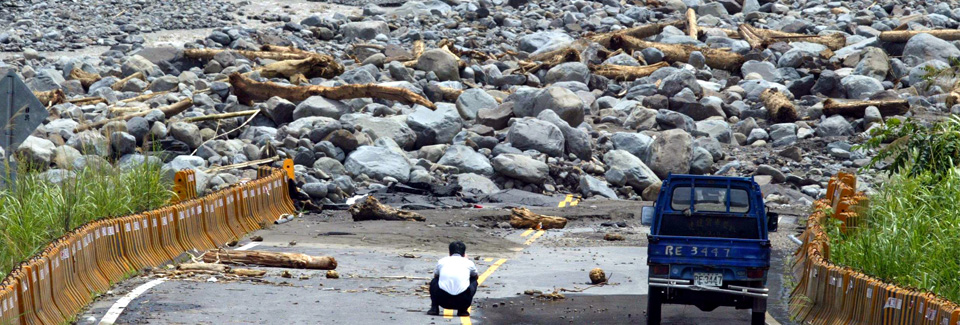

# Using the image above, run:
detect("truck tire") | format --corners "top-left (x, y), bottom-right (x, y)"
top-left (751, 297), bottom-right (767, 325)
top-left (647, 286), bottom-right (661, 325)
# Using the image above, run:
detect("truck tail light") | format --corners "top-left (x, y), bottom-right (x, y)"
top-left (747, 268), bottom-right (766, 278)
top-left (651, 264), bottom-right (669, 275)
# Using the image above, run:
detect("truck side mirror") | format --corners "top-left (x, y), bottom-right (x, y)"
top-left (641, 206), bottom-right (654, 226)
top-left (767, 212), bottom-right (779, 232)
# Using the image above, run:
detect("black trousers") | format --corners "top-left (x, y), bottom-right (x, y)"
top-left (430, 277), bottom-right (478, 311)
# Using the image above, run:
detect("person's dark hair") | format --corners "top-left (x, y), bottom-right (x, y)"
top-left (449, 241), bottom-right (466, 256)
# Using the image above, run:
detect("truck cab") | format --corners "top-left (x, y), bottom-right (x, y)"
top-left (644, 174), bottom-right (776, 325)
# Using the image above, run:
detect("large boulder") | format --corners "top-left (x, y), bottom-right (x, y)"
top-left (816, 115), bottom-right (854, 137)
top-left (603, 150), bottom-right (661, 189)
top-left (121, 55), bottom-right (159, 78)
top-left (263, 96), bottom-right (296, 125)
top-left (531, 86), bottom-right (585, 127)
top-left (854, 47), bottom-right (890, 81)
top-left (902, 33), bottom-right (960, 67)
top-left (406, 104), bottom-right (462, 147)
top-left (458, 173), bottom-right (500, 194)
top-left (518, 31), bottom-right (574, 55)
top-left (841, 75), bottom-right (884, 100)
top-left (341, 21), bottom-right (389, 40)
top-left (544, 62), bottom-right (590, 84)
top-left (169, 122), bottom-right (202, 149)
top-left (537, 110), bottom-right (592, 160)
top-left (416, 49), bottom-right (460, 81)
top-left (648, 129), bottom-right (693, 179)
top-left (610, 132), bottom-right (653, 163)
top-left (507, 118), bottom-right (565, 157)
top-left (17, 136), bottom-right (56, 166)
top-left (342, 114), bottom-right (417, 149)
top-left (344, 145), bottom-right (411, 182)
top-left (491, 153), bottom-right (550, 183)
top-left (438, 145), bottom-right (494, 175)
top-left (294, 96), bottom-right (349, 120)
top-left (580, 175), bottom-right (618, 199)
top-left (695, 120), bottom-right (733, 143)
top-left (455, 89), bottom-right (497, 120)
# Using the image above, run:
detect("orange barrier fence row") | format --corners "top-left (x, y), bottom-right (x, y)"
top-left (0, 162), bottom-right (295, 325)
top-left (790, 172), bottom-right (960, 325)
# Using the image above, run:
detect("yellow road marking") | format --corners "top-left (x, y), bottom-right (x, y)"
top-left (524, 230), bottom-right (545, 245)
top-left (478, 259), bottom-right (507, 285)
top-left (444, 309), bottom-right (453, 318)
top-left (520, 229), bottom-right (534, 237)
top-left (483, 258), bottom-right (493, 262)
top-left (557, 194), bottom-right (581, 207)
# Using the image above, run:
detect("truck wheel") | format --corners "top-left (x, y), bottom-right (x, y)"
top-left (750, 297), bottom-right (767, 325)
top-left (647, 286), bottom-right (661, 325)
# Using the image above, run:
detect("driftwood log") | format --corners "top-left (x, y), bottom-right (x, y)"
top-left (349, 196), bottom-right (425, 221)
top-left (231, 269), bottom-right (267, 277)
top-left (401, 40), bottom-right (426, 67)
top-left (229, 73), bottom-right (436, 109)
top-left (202, 249), bottom-right (338, 270)
top-left (879, 30), bottom-right (960, 42)
top-left (590, 62), bottom-right (669, 81)
top-left (510, 207), bottom-right (567, 230)
top-left (75, 98), bottom-right (193, 131)
top-left (686, 9), bottom-right (698, 39)
top-left (179, 263), bottom-right (229, 273)
top-left (33, 89), bottom-right (65, 107)
top-left (111, 72), bottom-right (145, 91)
top-left (610, 34), bottom-right (744, 71)
top-left (738, 24), bottom-right (764, 49)
top-left (589, 20), bottom-right (684, 49)
top-left (184, 48), bottom-right (343, 78)
top-left (69, 68), bottom-right (101, 89)
top-left (520, 46), bottom-right (583, 73)
top-left (716, 27), bottom-right (846, 50)
top-left (822, 99), bottom-right (910, 118)
top-left (760, 88), bottom-right (797, 123)
top-left (947, 91), bottom-right (960, 108)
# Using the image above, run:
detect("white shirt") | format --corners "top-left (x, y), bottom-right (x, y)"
top-left (435, 255), bottom-right (479, 295)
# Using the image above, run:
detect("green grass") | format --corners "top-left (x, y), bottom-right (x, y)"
top-left (0, 158), bottom-right (170, 279)
top-left (825, 172), bottom-right (960, 302)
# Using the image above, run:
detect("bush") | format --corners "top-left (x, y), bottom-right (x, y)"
top-left (859, 115), bottom-right (960, 180)
top-left (0, 159), bottom-right (170, 278)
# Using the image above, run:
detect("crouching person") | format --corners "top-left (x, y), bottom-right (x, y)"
top-left (428, 241), bottom-right (479, 317)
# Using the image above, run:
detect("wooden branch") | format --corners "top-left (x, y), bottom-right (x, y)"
top-left (822, 99), bottom-right (909, 118)
top-left (33, 89), bottom-right (65, 107)
top-left (202, 249), bottom-right (338, 270)
top-left (111, 72), bottom-right (145, 91)
top-left (401, 40), bottom-right (426, 68)
top-left (590, 62), bottom-right (669, 81)
top-left (229, 73), bottom-right (436, 109)
top-left (68, 96), bottom-right (107, 106)
top-left (231, 269), bottom-right (267, 277)
top-left (349, 196), bottom-right (425, 222)
top-left (204, 156), bottom-right (278, 173)
top-left (715, 27), bottom-right (846, 50)
top-left (589, 20), bottom-right (685, 49)
top-left (75, 98), bottom-right (193, 132)
top-left (179, 263), bottom-right (229, 273)
top-left (760, 88), bottom-right (798, 123)
top-left (181, 109), bottom-right (258, 123)
top-left (878, 30), bottom-right (960, 42)
top-left (686, 9), bottom-right (698, 39)
top-left (738, 24), bottom-right (764, 49)
top-left (610, 34), bottom-right (744, 71)
top-left (510, 207), bottom-right (567, 230)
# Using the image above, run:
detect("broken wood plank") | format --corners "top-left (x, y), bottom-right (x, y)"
top-left (510, 207), bottom-right (567, 230)
top-left (349, 196), bottom-right (425, 222)
top-left (202, 249), bottom-right (338, 270)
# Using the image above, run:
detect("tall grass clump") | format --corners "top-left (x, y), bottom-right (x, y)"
top-left (0, 157), bottom-right (170, 279)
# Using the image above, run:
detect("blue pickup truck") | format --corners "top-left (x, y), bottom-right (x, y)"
top-left (643, 174), bottom-right (777, 325)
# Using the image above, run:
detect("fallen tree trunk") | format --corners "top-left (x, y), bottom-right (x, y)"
top-left (610, 34), bottom-right (744, 71)
top-left (111, 72), bottom-right (145, 91)
top-left (229, 73), bottom-right (436, 109)
top-left (715, 27), bottom-right (846, 50)
top-left (33, 89), bottom-right (65, 107)
top-left (822, 99), bottom-right (909, 118)
top-left (178, 263), bottom-right (229, 273)
top-left (349, 196), bottom-right (425, 221)
top-left (510, 207), bottom-right (567, 230)
top-left (181, 109), bottom-right (258, 123)
top-left (879, 30), bottom-right (960, 42)
top-left (590, 62), bottom-right (669, 81)
top-left (760, 88), bottom-right (798, 123)
top-left (254, 56), bottom-right (342, 80)
top-left (67, 96), bottom-right (107, 106)
top-left (76, 98), bottom-right (193, 131)
top-left (69, 68), bottom-right (101, 89)
top-left (202, 249), bottom-right (338, 270)
top-left (184, 48), bottom-right (317, 61)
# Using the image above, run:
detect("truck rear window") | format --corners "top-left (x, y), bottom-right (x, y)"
top-left (670, 186), bottom-right (750, 213)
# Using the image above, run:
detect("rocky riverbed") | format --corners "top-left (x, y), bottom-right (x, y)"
top-left (3, 0), bottom-right (954, 209)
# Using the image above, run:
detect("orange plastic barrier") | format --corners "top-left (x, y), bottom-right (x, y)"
top-left (790, 172), bottom-right (960, 325)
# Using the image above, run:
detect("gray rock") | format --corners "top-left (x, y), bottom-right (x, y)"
top-left (407, 104), bottom-right (462, 147)
top-left (854, 47), bottom-right (890, 81)
top-left (17, 136), bottom-right (55, 166)
top-left (343, 114), bottom-right (417, 149)
top-left (742, 0), bottom-right (760, 13)
top-left (477, 103), bottom-right (514, 130)
top-left (747, 128), bottom-right (769, 144)
top-left (27, 69), bottom-right (64, 92)
top-left (537, 110), bottom-right (592, 160)
top-left (544, 62), bottom-right (590, 84)
top-left (641, 48), bottom-right (664, 64)
top-left (507, 118), bottom-right (565, 157)
top-left (344, 145), bottom-right (411, 182)
top-left (170, 122), bottom-right (202, 149)
top-left (863, 106), bottom-right (882, 125)
top-left (648, 129), bottom-right (693, 179)
top-left (841, 75), bottom-right (884, 99)
top-left (658, 70), bottom-right (702, 97)
top-left (438, 145), bottom-right (493, 175)
top-left (67, 131), bottom-right (108, 156)
top-left (768, 123), bottom-right (797, 141)
top-left (656, 109), bottom-right (696, 133)
top-left (518, 31), bottom-right (574, 55)
top-left (342, 21), bottom-right (389, 40)
top-left (125, 117), bottom-right (150, 144)
top-left (110, 132), bottom-right (136, 156)
top-left (455, 89), bottom-right (497, 120)
top-left (688, 51), bottom-right (706, 69)
top-left (147, 76), bottom-right (179, 92)
top-left (689, 147), bottom-right (714, 174)
top-left (623, 107), bottom-right (658, 131)
top-left (695, 120), bottom-right (733, 143)
top-left (816, 115), bottom-right (854, 137)
top-left (264, 97), bottom-right (297, 125)
top-left (902, 33), bottom-right (960, 67)
top-left (121, 55), bottom-right (158, 78)
top-left (610, 132), bottom-right (653, 163)
top-left (314, 157), bottom-right (346, 176)
top-left (742, 60), bottom-right (780, 82)
top-left (458, 173), bottom-right (500, 194)
top-left (697, 2), bottom-right (729, 17)
top-left (603, 150), bottom-right (661, 189)
top-left (530, 86), bottom-right (585, 127)
top-left (416, 49), bottom-right (460, 81)
top-left (303, 182), bottom-right (329, 199)
top-left (603, 53), bottom-right (640, 66)
top-left (294, 96), bottom-right (349, 120)
top-left (755, 164), bottom-right (786, 183)
top-left (491, 153), bottom-right (550, 183)
top-left (580, 175), bottom-right (618, 199)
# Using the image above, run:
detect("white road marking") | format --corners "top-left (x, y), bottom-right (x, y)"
top-left (98, 279), bottom-right (166, 325)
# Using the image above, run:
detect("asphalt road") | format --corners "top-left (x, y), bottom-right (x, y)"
top-left (77, 198), bottom-right (801, 325)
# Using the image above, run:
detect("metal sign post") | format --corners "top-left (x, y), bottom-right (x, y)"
top-left (0, 69), bottom-right (50, 187)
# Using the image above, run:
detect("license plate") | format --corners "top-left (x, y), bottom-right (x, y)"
top-left (694, 273), bottom-right (722, 287)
